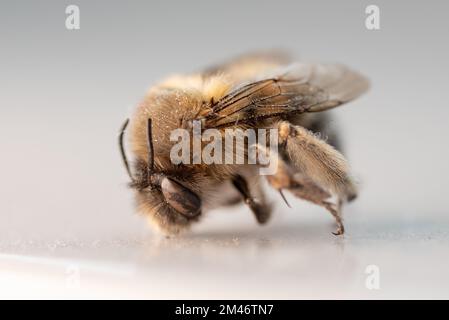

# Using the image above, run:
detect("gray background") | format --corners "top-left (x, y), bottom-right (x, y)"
top-left (1, 1), bottom-right (449, 298)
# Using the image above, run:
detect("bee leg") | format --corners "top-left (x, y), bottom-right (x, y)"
top-left (265, 141), bottom-right (345, 235)
top-left (288, 176), bottom-right (345, 236)
top-left (231, 175), bottom-right (271, 224)
top-left (287, 114), bottom-right (358, 202)
top-left (277, 121), bottom-right (357, 203)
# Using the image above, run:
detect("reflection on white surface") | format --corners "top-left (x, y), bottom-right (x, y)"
top-left (1, 208), bottom-right (449, 299)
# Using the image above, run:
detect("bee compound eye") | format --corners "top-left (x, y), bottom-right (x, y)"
top-left (160, 177), bottom-right (201, 218)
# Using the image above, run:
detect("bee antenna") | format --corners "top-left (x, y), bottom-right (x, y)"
top-left (119, 118), bottom-right (135, 182)
top-left (147, 118), bottom-right (155, 174)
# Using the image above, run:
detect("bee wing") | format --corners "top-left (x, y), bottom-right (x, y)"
top-left (202, 63), bottom-right (369, 128)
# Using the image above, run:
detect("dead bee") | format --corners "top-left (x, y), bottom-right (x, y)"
top-left (119, 51), bottom-right (369, 235)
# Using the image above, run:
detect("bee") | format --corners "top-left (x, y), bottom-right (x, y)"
top-left (119, 51), bottom-right (369, 235)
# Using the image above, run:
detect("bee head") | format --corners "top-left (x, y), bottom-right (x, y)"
top-left (119, 118), bottom-right (202, 233)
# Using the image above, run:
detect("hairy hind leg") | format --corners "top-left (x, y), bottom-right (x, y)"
top-left (277, 120), bottom-right (357, 202)
top-left (265, 157), bottom-right (345, 235)
top-left (286, 114), bottom-right (358, 201)
top-left (288, 176), bottom-right (344, 235)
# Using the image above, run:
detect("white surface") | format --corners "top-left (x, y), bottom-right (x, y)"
top-left (1, 203), bottom-right (449, 299)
